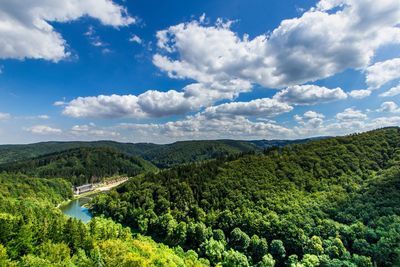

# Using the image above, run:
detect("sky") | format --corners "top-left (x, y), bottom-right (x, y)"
top-left (0, 0), bottom-right (399, 144)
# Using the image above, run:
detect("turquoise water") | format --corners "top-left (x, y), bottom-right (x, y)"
top-left (60, 197), bottom-right (92, 223)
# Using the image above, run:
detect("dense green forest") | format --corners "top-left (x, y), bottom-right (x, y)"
top-left (91, 127), bottom-right (400, 266)
top-left (0, 173), bottom-right (208, 266)
top-left (1, 127), bottom-right (399, 266)
top-left (0, 147), bottom-right (157, 185)
top-left (0, 138), bottom-right (315, 168)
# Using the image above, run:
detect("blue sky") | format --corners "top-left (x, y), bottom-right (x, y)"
top-left (0, 0), bottom-right (399, 143)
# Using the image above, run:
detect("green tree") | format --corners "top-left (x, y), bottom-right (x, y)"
top-left (270, 240), bottom-right (286, 261)
top-left (200, 238), bottom-right (225, 265)
top-left (229, 228), bottom-right (250, 252)
top-left (222, 249), bottom-right (250, 267)
top-left (248, 235), bottom-right (268, 263)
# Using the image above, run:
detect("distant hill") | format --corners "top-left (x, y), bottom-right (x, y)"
top-left (0, 138), bottom-right (319, 168)
top-left (247, 136), bottom-right (329, 149)
top-left (0, 147), bottom-right (157, 185)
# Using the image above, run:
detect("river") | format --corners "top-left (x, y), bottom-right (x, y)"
top-left (60, 197), bottom-right (93, 223)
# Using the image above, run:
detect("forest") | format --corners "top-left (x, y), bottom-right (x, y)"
top-left (0, 138), bottom-right (313, 168)
top-left (0, 127), bottom-right (399, 266)
top-left (91, 127), bottom-right (400, 266)
top-left (0, 173), bottom-right (208, 266)
top-left (0, 147), bottom-right (157, 185)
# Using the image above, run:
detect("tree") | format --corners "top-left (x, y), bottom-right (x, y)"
top-left (222, 249), bottom-right (250, 267)
top-left (270, 240), bottom-right (286, 260)
top-left (229, 228), bottom-right (250, 252)
top-left (248, 235), bottom-right (268, 263)
top-left (300, 254), bottom-right (319, 267)
top-left (213, 229), bottom-right (226, 244)
top-left (304, 236), bottom-right (323, 255)
top-left (256, 254), bottom-right (275, 267)
top-left (200, 238), bottom-right (225, 265)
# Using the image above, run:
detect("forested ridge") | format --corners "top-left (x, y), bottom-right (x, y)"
top-left (91, 127), bottom-right (400, 266)
top-left (0, 138), bottom-right (315, 168)
top-left (0, 147), bottom-right (157, 185)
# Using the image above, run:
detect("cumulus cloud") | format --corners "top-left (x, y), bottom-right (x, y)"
top-left (119, 113), bottom-right (292, 142)
top-left (62, 91), bottom-right (197, 119)
top-left (61, 0), bottom-right (400, 122)
top-left (273, 85), bottom-right (347, 105)
top-left (62, 94), bottom-right (145, 119)
top-left (335, 108), bottom-right (367, 121)
top-left (153, 0), bottom-right (400, 94)
top-left (378, 101), bottom-right (400, 113)
top-left (203, 98), bottom-right (293, 118)
top-left (0, 0), bottom-right (134, 61)
top-left (366, 58), bottom-right (400, 89)
top-left (71, 123), bottom-right (120, 137)
top-left (26, 125), bottom-right (62, 135)
top-left (380, 84), bottom-right (400, 97)
top-left (294, 111), bottom-right (325, 128)
top-left (62, 90), bottom-right (292, 119)
top-left (349, 89), bottom-right (371, 99)
top-left (137, 90), bottom-right (196, 117)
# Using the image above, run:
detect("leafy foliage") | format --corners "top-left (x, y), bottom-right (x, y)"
top-left (0, 138), bottom-right (315, 168)
top-left (91, 127), bottom-right (400, 266)
top-left (0, 173), bottom-right (208, 266)
top-left (0, 147), bottom-right (157, 185)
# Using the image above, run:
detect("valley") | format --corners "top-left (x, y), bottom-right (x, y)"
top-left (0, 128), bottom-right (399, 266)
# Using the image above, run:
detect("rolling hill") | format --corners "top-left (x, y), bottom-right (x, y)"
top-left (0, 138), bottom-right (320, 168)
top-left (0, 147), bottom-right (157, 185)
top-left (91, 127), bottom-right (400, 266)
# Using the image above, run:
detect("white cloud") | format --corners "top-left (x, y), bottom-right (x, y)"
top-left (37, 115), bottom-right (50, 120)
top-left (137, 90), bottom-right (195, 117)
top-left (53, 101), bottom-right (66, 106)
top-left (62, 90), bottom-right (292, 119)
top-left (336, 108), bottom-right (367, 121)
top-left (153, 0), bottom-right (400, 94)
top-left (60, 0), bottom-right (400, 122)
top-left (366, 58), bottom-right (400, 89)
top-left (71, 124), bottom-right (119, 137)
top-left (378, 101), bottom-right (400, 113)
top-left (62, 91), bottom-right (196, 119)
top-left (0, 0), bottom-right (134, 61)
top-left (26, 125), bottom-right (62, 135)
top-left (119, 114), bottom-right (292, 142)
top-left (203, 98), bottom-right (293, 118)
top-left (0, 112), bottom-right (11, 120)
top-left (380, 84), bottom-right (400, 97)
top-left (62, 94), bottom-right (145, 119)
top-left (21, 115), bottom-right (50, 120)
top-left (129, 34), bottom-right (142, 44)
top-left (294, 111), bottom-right (325, 128)
top-left (349, 89), bottom-right (371, 99)
top-left (85, 25), bottom-right (108, 49)
top-left (273, 85), bottom-right (347, 105)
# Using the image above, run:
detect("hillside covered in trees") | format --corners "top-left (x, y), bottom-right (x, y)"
top-left (0, 138), bottom-right (315, 168)
top-left (0, 173), bottom-right (208, 266)
top-left (0, 147), bottom-right (157, 185)
top-left (91, 127), bottom-right (400, 266)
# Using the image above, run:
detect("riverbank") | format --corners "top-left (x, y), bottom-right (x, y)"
top-left (57, 177), bottom-right (130, 209)
top-left (73, 177), bottom-right (129, 198)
